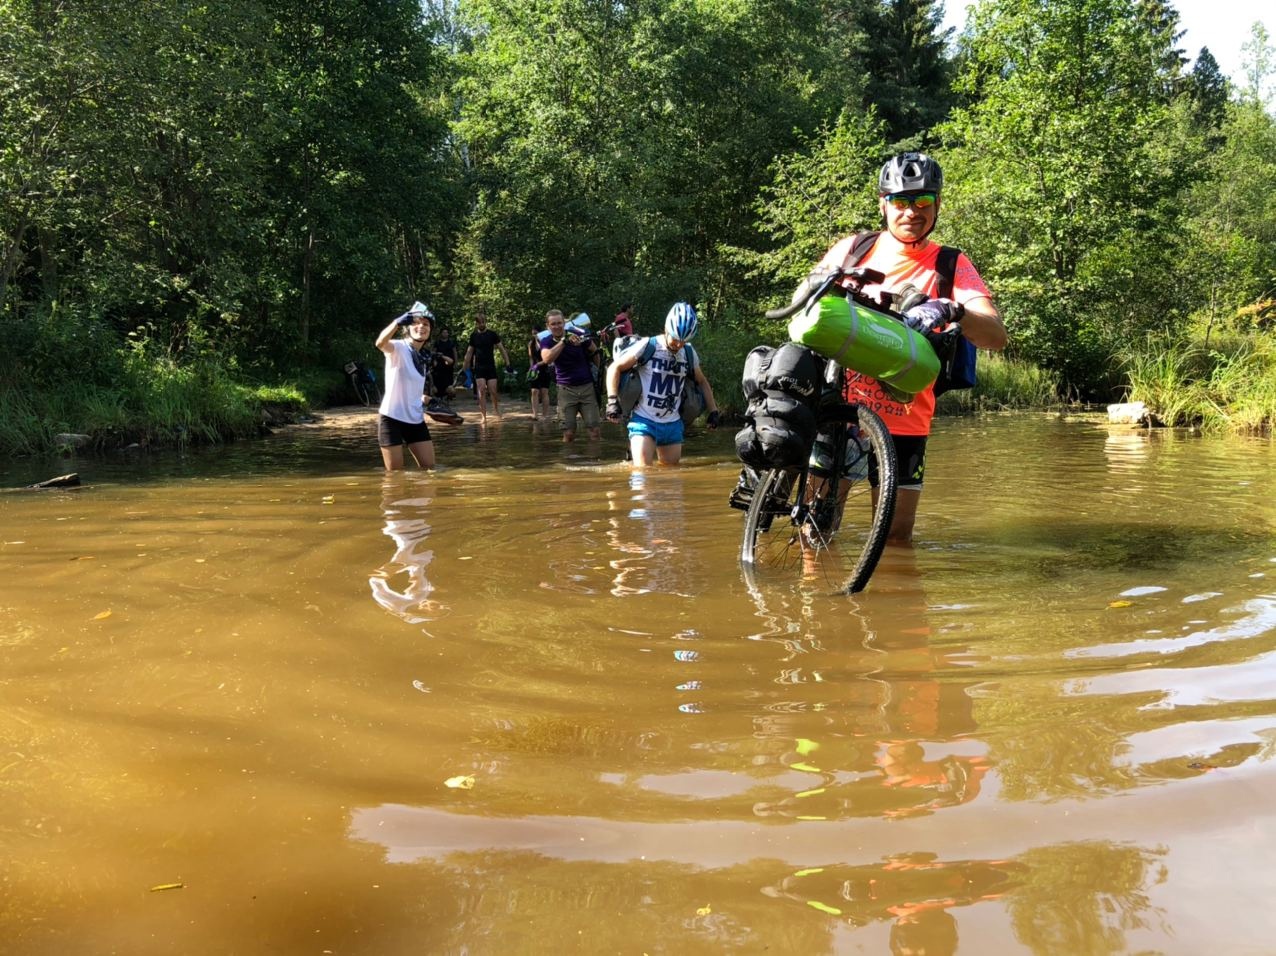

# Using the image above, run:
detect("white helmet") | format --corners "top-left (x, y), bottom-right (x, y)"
top-left (664, 302), bottom-right (698, 342)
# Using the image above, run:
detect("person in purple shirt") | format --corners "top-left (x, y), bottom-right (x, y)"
top-left (539, 309), bottom-right (601, 443)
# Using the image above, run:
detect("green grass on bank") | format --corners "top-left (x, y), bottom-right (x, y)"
top-left (1121, 332), bottom-right (1276, 432)
top-left (0, 357), bottom-right (309, 456)
top-left (935, 351), bottom-right (1061, 415)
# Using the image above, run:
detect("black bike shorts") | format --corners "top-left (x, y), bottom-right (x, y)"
top-left (378, 415), bottom-right (432, 448)
top-left (871, 434), bottom-right (927, 490)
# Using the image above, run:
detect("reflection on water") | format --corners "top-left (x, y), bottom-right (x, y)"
top-left (369, 475), bottom-right (443, 627)
top-left (605, 470), bottom-right (693, 597)
top-left (2, 413), bottom-right (1276, 953)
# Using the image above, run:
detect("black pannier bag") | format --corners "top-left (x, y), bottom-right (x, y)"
top-left (734, 343), bottom-right (823, 470)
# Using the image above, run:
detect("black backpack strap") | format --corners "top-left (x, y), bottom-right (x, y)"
top-left (841, 233), bottom-right (959, 304)
top-left (840, 230), bottom-right (880, 270)
top-left (936, 245), bottom-right (959, 299)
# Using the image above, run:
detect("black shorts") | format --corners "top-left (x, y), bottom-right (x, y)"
top-left (529, 367), bottom-right (553, 389)
top-left (473, 365), bottom-right (498, 382)
top-left (871, 434), bottom-right (927, 490)
top-left (378, 415), bottom-right (432, 448)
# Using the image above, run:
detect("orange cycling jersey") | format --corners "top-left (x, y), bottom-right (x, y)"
top-left (815, 233), bottom-right (992, 436)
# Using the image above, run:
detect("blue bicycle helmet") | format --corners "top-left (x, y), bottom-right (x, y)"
top-left (664, 302), bottom-right (698, 343)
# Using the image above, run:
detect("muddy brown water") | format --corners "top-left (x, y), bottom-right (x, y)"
top-left (2, 397), bottom-right (1275, 954)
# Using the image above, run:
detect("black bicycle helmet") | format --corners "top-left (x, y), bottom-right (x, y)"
top-left (878, 152), bottom-right (943, 195)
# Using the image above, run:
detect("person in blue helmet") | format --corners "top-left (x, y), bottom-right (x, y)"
top-left (604, 302), bottom-right (721, 466)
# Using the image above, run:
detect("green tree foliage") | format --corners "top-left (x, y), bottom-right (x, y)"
top-left (1178, 44), bottom-right (1276, 344)
top-left (0, 0), bottom-right (460, 377)
top-left (1185, 48), bottom-right (1229, 133)
top-left (936, 0), bottom-right (1196, 396)
top-left (452, 0), bottom-right (871, 332)
top-left (727, 108), bottom-right (886, 292)
top-left (1239, 21), bottom-right (1275, 110)
top-left (860, 0), bottom-right (956, 145)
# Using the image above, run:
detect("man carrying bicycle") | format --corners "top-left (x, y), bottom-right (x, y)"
top-left (811, 152), bottom-right (1007, 543)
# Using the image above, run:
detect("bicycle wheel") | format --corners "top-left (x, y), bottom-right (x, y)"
top-left (740, 406), bottom-right (897, 594)
top-left (838, 406), bottom-right (896, 593)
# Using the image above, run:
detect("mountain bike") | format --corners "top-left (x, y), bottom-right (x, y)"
top-left (737, 266), bottom-right (903, 594)
top-left (344, 360), bottom-right (381, 407)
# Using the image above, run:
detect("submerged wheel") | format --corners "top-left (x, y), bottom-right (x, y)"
top-left (740, 406), bottom-right (897, 594)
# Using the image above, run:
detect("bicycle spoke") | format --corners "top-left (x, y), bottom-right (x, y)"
top-left (739, 407), bottom-right (898, 594)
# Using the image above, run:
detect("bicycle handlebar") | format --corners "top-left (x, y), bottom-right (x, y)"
top-left (764, 266), bottom-right (890, 321)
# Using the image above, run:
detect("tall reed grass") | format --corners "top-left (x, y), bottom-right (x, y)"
top-left (1122, 333), bottom-right (1276, 432)
top-left (935, 351), bottom-right (1061, 414)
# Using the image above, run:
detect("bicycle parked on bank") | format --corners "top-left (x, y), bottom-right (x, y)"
top-left (344, 360), bottom-right (382, 407)
top-left (734, 264), bottom-right (949, 594)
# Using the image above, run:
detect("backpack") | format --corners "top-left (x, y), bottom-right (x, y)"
top-left (843, 231), bottom-right (977, 396)
top-left (616, 336), bottom-right (705, 425)
top-left (733, 342), bottom-right (824, 470)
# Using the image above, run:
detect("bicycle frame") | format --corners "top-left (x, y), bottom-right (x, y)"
top-left (739, 270), bottom-right (901, 593)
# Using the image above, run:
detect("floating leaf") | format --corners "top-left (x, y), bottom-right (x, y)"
top-left (150, 883), bottom-right (184, 892)
top-left (795, 738), bottom-right (819, 756)
top-left (70, 555), bottom-right (96, 561)
top-left (790, 761), bottom-right (821, 773)
top-left (695, 904), bottom-right (712, 916)
top-left (92, 610), bottom-right (112, 620)
top-left (1108, 600), bottom-right (1133, 608)
top-left (444, 775), bottom-right (475, 790)
top-left (807, 900), bottom-right (842, 916)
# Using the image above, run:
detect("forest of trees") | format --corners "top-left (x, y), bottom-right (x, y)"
top-left (2, 0), bottom-right (1274, 450)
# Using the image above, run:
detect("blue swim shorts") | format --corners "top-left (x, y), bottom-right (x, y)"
top-left (628, 415), bottom-right (684, 447)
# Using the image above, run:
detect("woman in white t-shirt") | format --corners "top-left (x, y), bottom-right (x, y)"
top-left (375, 303), bottom-right (435, 470)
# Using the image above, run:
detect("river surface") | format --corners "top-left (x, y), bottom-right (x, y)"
top-left (2, 404), bottom-right (1275, 955)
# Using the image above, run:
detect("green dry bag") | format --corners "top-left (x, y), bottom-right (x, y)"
top-left (787, 296), bottom-right (939, 400)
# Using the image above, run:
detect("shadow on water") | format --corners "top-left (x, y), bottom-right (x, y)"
top-left (987, 519), bottom-right (1275, 577)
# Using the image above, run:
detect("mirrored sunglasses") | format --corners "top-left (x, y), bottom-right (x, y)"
top-left (885, 192), bottom-right (937, 210)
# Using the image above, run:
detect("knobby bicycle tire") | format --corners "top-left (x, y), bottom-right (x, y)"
top-left (740, 405), bottom-right (897, 594)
